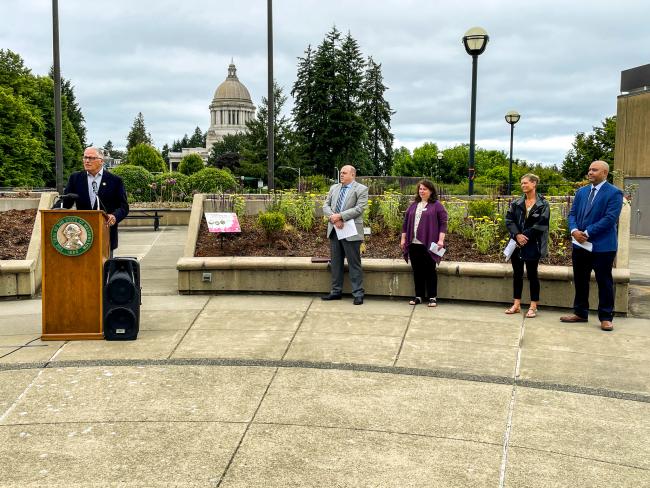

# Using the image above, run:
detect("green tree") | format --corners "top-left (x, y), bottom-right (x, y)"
top-left (361, 57), bottom-right (394, 175)
top-left (390, 146), bottom-right (415, 176)
top-left (0, 86), bottom-right (49, 186)
top-left (178, 153), bottom-right (204, 175)
top-left (412, 142), bottom-right (440, 177)
top-left (188, 126), bottom-right (206, 147)
top-left (207, 133), bottom-right (247, 171)
top-left (49, 68), bottom-right (86, 148)
top-left (126, 112), bottom-right (153, 150)
top-left (241, 82), bottom-right (304, 186)
top-left (561, 116), bottom-right (616, 181)
top-left (125, 143), bottom-right (165, 173)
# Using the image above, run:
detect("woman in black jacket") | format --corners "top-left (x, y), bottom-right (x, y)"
top-left (504, 173), bottom-right (550, 318)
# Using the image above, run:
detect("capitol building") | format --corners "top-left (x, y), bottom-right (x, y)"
top-left (168, 62), bottom-right (255, 170)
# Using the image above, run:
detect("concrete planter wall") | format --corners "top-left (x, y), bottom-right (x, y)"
top-left (0, 193), bottom-right (57, 297)
top-left (176, 194), bottom-right (631, 313)
top-left (120, 207), bottom-right (191, 227)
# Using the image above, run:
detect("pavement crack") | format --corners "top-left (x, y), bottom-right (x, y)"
top-left (392, 302), bottom-right (416, 366)
top-left (166, 298), bottom-right (211, 359)
top-left (280, 299), bottom-right (313, 361)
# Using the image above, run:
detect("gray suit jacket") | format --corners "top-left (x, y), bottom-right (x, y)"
top-left (323, 180), bottom-right (369, 242)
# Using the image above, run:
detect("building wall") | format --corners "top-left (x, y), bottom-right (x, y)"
top-left (616, 91), bottom-right (650, 178)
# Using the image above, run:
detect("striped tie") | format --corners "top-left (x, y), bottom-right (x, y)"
top-left (335, 186), bottom-right (348, 212)
top-left (91, 181), bottom-right (98, 209)
top-left (587, 186), bottom-right (596, 206)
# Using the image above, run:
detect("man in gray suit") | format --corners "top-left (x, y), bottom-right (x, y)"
top-left (322, 165), bottom-right (369, 305)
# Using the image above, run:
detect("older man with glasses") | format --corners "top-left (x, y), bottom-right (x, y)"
top-left (62, 146), bottom-right (129, 253)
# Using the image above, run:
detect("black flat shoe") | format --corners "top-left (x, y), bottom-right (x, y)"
top-left (321, 294), bottom-right (343, 301)
top-left (353, 296), bottom-right (364, 305)
top-left (409, 297), bottom-right (422, 305)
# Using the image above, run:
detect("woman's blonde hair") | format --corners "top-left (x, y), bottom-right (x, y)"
top-left (521, 173), bottom-right (539, 184)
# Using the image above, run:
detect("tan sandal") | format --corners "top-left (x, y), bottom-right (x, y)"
top-left (505, 305), bottom-right (521, 314)
top-left (526, 308), bottom-right (537, 318)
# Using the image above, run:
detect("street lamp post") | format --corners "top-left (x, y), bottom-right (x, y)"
top-left (463, 27), bottom-right (489, 196)
top-left (436, 152), bottom-right (443, 182)
top-left (505, 110), bottom-right (521, 195)
top-left (277, 165), bottom-right (301, 192)
top-left (267, 0), bottom-right (274, 191)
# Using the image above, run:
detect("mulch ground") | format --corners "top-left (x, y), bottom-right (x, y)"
top-left (195, 215), bottom-right (573, 266)
top-left (0, 209), bottom-right (37, 260)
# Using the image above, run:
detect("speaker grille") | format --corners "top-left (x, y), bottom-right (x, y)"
top-left (107, 274), bottom-right (136, 305)
top-left (105, 308), bottom-right (137, 332)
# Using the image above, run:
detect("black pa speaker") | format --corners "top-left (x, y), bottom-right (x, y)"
top-left (103, 257), bottom-right (141, 340)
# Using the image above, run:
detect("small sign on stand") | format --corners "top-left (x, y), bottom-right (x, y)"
top-left (204, 212), bottom-right (241, 248)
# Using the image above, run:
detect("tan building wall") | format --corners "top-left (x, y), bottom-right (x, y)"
top-left (615, 91), bottom-right (650, 177)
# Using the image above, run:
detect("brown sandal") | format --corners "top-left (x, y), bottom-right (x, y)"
top-left (526, 308), bottom-right (537, 318)
top-left (505, 305), bottom-right (521, 314)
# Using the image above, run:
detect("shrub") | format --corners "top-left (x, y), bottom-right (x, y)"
top-left (187, 168), bottom-right (238, 194)
top-left (468, 199), bottom-right (496, 219)
top-left (125, 143), bottom-right (166, 173)
top-left (272, 191), bottom-right (317, 231)
top-left (257, 211), bottom-right (286, 240)
top-left (377, 191), bottom-right (403, 234)
top-left (153, 172), bottom-right (189, 202)
top-left (110, 164), bottom-right (154, 202)
top-left (444, 201), bottom-right (467, 235)
top-left (178, 153), bottom-right (205, 175)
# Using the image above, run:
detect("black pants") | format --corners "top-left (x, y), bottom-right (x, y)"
top-left (572, 247), bottom-right (616, 321)
top-left (408, 243), bottom-right (437, 299)
top-left (511, 248), bottom-right (540, 301)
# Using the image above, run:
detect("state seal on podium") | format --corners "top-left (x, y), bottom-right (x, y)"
top-left (51, 216), bottom-right (94, 256)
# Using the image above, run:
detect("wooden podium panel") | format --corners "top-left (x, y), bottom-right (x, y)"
top-left (41, 210), bottom-right (110, 340)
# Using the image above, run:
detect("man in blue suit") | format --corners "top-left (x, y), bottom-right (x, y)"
top-left (63, 146), bottom-right (129, 252)
top-left (560, 161), bottom-right (623, 331)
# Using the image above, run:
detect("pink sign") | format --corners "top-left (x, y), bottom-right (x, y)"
top-left (205, 212), bottom-right (241, 233)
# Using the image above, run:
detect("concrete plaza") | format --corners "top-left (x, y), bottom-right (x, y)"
top-left (1, 226), bottom-right (648, 487)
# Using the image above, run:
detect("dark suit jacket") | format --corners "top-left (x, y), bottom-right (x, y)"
top-left (63, 170), bottom-right (129, 250)
top-left (568, 181), bottom-right (623, 253)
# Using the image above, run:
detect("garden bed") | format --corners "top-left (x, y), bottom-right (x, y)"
top-left (194, 215), bottom-right (573, 266)
top-left (0, 209), bottom-right (37, 260)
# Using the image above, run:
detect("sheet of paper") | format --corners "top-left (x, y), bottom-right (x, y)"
top-left (429, 242), bottom-right (446, 257)
top-left (571, 237), bottom-right (593, 251)
top-left (335, 219), bottom-right (358, 240)
top-left (503, 238), bottom-right (518, 261)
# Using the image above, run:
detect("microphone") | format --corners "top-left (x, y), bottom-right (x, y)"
top-left (52, 193), bottom-right (79, 209)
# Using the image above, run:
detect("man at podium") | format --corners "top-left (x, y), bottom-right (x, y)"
top-left (62, 146), bottom-right (129, 253)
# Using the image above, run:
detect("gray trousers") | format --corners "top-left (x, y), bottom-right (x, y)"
top-left (329, 235), bottom-right (364, 298)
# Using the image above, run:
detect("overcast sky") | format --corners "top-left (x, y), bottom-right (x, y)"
top-left (1, 0), bottom-right (647, 166)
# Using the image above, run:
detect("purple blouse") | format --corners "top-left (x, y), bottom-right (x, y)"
top-left (402, 200), bottom-right (448, 263)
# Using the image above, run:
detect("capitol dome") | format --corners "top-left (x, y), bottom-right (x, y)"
top-left (206, 62), bottom-right (256, 149)
top-left (213, 64), bottom-right (252, 102)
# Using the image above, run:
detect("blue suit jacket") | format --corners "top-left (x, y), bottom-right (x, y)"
top-left (568, 181), bottom-right (623, 252)
top-left (63, 170), bottom-right (129, 250)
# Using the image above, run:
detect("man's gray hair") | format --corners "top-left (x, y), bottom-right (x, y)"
top-left (86, 146), bottom-right (106, 159)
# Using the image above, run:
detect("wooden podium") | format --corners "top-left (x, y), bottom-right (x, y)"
top-left (41, 210), bottom-right (110, 340)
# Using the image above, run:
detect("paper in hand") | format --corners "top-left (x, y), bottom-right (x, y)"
top-left (335, 219), bottom-right (358, 240)
top-left (429, 242), bottom-right (446, 257)
top-left (571, 237), bottom-right (593, 252)
top-left (503, 239), bottom-right (517, 261)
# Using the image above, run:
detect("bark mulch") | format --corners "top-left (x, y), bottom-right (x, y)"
top-left (0, 209), bottom-right (37, 260)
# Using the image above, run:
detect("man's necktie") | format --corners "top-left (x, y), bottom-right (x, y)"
top-left (91, 181), bottom-right (98, 209)
top-left (587, 186), bottom-right (596, 206)
top-left (334, 186), bottom-right (348, 213)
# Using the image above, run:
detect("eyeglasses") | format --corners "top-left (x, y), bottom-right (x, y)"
top-left (83, 156), bottom-right (102, 161)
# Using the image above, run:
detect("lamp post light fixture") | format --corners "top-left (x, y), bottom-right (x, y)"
top-left (462, 26), bottom-right (489, 196)
top-left (436, 152), bottom-right (443, 182)
top-left (277, 165), bottom-right (301, 192)
top-left (505, 110), bottom-right (521, 195)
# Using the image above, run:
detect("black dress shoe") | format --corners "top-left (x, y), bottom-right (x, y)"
top-left (353, 296), bottom-right (364, 305)
top-left (321, 294), bottom-right (342, 301)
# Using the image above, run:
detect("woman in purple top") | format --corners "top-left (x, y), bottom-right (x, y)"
top-left (400, 179), bottom-right (448, 307)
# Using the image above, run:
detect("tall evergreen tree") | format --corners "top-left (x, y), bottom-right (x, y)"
top-left (361, 57), bottom-right (394, 175)
top-left (188, 126), bottom-right (205, 147)
top-left (49, 68), bottom-right (87, 148)
top-left (126, 112), bottom-right (153, 150)
top-left (292, 28), bottom-right (393, 177)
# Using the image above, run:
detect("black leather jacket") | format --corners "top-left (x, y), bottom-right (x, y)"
top-left (505, 194), bottom-right (550, 261)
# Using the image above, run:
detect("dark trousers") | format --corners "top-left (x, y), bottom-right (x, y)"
top-left (408, 243), bottom-right (437, 299)
top-left (572, 247), bottom-right (616, 321)
top-left (329, 236), bottom-right (364, 298)
top-left (511, 248), bottom-right (540, 301)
